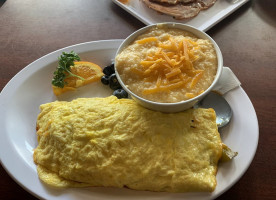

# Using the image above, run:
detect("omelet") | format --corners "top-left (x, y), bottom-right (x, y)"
top-left (33, 96), bottom-right (223, 192)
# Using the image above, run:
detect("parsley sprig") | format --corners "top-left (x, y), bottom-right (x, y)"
top-left (52, 51), bottom-right (84, 88)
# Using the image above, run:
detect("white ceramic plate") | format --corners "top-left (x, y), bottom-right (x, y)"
top-left (112, 0), bottom-right (250, 32)
top-left (0, 40), bottom-right (258, 200)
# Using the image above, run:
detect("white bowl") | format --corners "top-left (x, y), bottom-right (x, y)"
top-left (115, 23), bottom-right (223, 112)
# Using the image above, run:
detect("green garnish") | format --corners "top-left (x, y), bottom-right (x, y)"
top-left (52, 51), bottom-right (85, 88)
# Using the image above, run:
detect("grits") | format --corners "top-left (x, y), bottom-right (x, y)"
top-left (34, 96), bottom-right (223, 192)
top-left (116, 26), bottom-right (218, 103)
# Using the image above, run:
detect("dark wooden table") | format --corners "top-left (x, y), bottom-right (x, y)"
top-left (0, 0), bottom-right (275, 199)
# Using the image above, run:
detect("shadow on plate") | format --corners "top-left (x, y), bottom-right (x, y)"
top-left (0, 0), bottom-right (6, 7)
top-left (42, 185), bottom-right (213, 200)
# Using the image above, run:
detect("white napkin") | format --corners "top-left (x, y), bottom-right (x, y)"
top-left (212, 67), bottom-right (241, 95)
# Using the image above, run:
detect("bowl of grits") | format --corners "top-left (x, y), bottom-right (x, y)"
top-left (115, 23), bottom-right (223, 112)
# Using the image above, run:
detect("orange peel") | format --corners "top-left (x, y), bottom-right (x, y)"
top-left (52, 61), bottom-right (104, 96)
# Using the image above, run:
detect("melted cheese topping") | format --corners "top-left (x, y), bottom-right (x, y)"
top-left (134, 36), bottom-right (204, 96)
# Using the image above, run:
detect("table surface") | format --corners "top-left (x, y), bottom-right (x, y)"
top-left (0, 0), bottom-right (275, 199)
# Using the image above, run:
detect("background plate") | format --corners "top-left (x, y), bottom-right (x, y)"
top-left (112, 0), bottom-right (250, 32)
top-left (0, 40), bottom-right (258, 200)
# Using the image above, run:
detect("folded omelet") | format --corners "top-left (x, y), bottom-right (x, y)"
top-left (34, 96), bottom-right (223, 192)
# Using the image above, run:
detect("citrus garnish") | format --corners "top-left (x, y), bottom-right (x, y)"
top-left (52, 61), bottom-right (104, 96)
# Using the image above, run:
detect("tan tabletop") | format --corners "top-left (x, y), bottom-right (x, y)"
top-left (0, 0), bottom-right (275, 199)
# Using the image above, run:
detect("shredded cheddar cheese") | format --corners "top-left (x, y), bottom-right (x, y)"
top-left (136, 37), bottom-right (158, 44)
top-left (115, 27), bottom-right (218, 103)
top-left (131, 36), bottom-right (204, 98)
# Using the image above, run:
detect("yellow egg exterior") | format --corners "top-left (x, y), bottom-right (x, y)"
top-left (34, 96), bottom-right (222, 192)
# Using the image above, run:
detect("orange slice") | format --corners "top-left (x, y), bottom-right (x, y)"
top-left (52, 61), bottom-right (104, 96)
